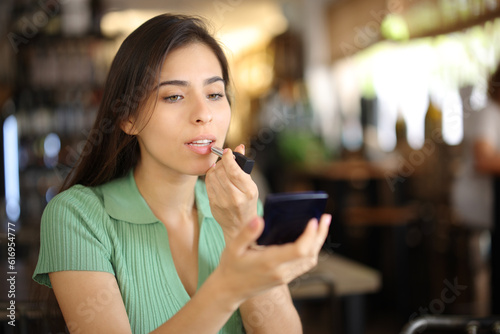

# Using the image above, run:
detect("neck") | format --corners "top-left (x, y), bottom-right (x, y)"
top-left (133, 161), bottom-right (198, 223)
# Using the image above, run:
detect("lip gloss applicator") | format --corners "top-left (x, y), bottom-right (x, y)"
top-left (211, 146), bottom-right (255, 174)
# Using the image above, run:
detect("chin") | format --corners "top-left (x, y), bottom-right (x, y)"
top-left (181, 155), bottom-right (217, 176)
top-left (185, 163), bottom-right (214, 177)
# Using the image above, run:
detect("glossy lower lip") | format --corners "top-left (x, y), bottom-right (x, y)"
top-left (185, 141), bottom-right (215, 155)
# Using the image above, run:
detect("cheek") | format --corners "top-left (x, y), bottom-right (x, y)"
top-left (149, 108), bottom-right (183, 135)
top-left (218, 107), bottom-right (231, 130)
top-left (138, 116), bottom-right (180, 150)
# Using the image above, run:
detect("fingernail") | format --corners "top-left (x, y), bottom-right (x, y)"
top-left (223, 148), bottom-right (230, 154)
top-left (325, 214), bottom-right (332, 226)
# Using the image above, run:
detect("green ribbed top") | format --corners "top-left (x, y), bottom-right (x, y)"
top-left (33, 170), bottom-right (245, 334)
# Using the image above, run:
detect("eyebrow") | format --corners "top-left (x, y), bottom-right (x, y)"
top-left (157, 76), bottom-right (225, 88)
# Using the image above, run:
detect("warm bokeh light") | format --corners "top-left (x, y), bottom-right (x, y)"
top-left (353, 18), bottom-right (500, 150)
top-left (100, 3), bottom-right (288, 59)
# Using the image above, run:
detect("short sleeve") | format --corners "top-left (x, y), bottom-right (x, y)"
top-left (32, 185), bottom-right (115, 288)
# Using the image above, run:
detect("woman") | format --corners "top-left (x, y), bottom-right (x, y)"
top-left (32, 13), bottom-right (330, 334)
top-left (452, 63), bottom-right (500, 314)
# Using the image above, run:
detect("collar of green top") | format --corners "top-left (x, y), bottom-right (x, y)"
top-left (99, 169), bottom-right (213, 225)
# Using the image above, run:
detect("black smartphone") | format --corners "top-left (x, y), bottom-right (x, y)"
top-left (257, 191), bottom-right (329, 246)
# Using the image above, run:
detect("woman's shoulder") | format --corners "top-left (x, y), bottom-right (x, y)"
top-left (42, 184), bottom-right (107, 226)
top-left (47, 184), bottom-right (104, 210)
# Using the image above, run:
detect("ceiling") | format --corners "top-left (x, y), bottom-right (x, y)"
top-left (102, 0), bottom-right (295, 30)
top-left (100, 0), bottom-right (300, 57)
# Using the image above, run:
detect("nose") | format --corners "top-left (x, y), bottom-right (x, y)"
top-left (191, 95), bottom-right (213, 125)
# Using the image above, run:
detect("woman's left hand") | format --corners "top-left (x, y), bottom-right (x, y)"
top-left (205, 144), bottom-right (259, 241)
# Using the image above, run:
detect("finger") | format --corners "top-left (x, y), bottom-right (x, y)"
top-left (206, 162), bottom-right (237, 203)
top-left (205, 167), bottom-right (225, 201)
top-left (219, 149), bottom-right (252, 191)
top-left (227, 216), bottom-right (264, 256)
top-left (314, 214), bottom-right (332, 253)
top-left (268, 218), bottom-right (319, 264)
top-left (295, 218), bottom-right (320, 248)
top-left (206, 159), bottom-right (250, 213)
top-left (234, 144), bottom-right (245, 155)
top-left (205, 161), bottom-right (217, 177)
top-left (221, 148), bottom-right (238, 166)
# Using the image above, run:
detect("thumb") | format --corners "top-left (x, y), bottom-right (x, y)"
top-left (229, 216), bottom-right (264, 255)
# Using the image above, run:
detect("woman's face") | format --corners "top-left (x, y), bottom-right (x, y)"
top-left (133, 43), bottom-right (231, 176)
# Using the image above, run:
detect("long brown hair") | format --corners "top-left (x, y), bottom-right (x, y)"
top-left (60, 14), bottom-right (231, 191)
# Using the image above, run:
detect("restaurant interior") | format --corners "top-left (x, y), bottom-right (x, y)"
top-left (1, 0), bottom-right (500, 333)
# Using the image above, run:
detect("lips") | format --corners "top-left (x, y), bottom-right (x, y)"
top-left (185, 135), bottom-right (217, 155)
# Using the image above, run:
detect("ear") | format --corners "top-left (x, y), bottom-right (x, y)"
top-left (120, 118), bottom-right (140, 135)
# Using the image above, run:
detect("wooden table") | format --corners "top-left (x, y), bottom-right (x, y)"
top-left (289, 251), bottom-right (381, 334)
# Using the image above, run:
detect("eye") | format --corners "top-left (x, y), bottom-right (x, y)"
top-left (163, 95), bottom-right (183, 103)
top-left (207, 93), bottom-right (224, 101)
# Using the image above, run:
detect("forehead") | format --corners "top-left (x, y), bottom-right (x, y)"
top-left (159, 43), bottom-right (223, 79)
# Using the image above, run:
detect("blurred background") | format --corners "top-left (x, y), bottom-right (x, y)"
top-left (1, 0), bottom-right (500, 333)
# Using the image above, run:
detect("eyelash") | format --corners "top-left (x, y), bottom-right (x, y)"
top-left (164, 95), bottom-right (183, 103)
top-left (162, 93), bottom-right (225, 103)
top-left (208, 93), bottom-right (224, 101)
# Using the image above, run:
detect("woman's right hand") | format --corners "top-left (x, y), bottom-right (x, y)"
top-left (215, 213), bottom-right (331, 304)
